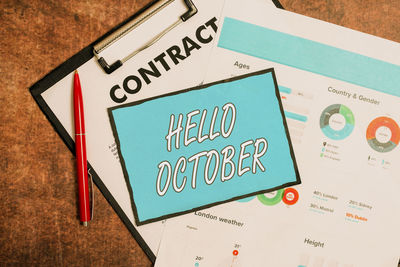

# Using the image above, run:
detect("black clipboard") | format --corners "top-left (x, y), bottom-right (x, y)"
top-left (29, 0), bottom-right (284, 263)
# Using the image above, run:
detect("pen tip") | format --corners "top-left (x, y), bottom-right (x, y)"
top-left (83, 221), bottom-right (88, 227)
top-left (75, 70), bottom-right (78, 74)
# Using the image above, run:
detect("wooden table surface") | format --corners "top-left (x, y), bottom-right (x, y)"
top-left (1, 0), bottom-right (399, 266)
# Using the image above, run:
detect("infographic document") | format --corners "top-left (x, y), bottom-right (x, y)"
top-left (154, 1), bottom-right (400, 266)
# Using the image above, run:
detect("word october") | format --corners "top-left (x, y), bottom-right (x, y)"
top-left (109, 17), bottom-right (218, 103)
top-left (156, 103), bottom-right (269, 197)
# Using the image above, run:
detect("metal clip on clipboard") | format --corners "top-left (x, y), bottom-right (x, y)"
top-left (93, 0), bottom-right (198, 74)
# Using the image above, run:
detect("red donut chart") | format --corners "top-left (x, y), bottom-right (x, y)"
top-left (366, 117), bottom-right (400, 153)
top-left (282, 188), bottom-right (299, 205)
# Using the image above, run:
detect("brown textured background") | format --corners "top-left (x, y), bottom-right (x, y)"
top-left (1, 0), bottom-right (399, 266)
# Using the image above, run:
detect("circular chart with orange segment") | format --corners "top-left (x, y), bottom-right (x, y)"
top-left (366, 116), bottom-right (400, 153)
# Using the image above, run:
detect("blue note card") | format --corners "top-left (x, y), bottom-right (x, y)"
top-left (109, 69), bottom-right (300, 225)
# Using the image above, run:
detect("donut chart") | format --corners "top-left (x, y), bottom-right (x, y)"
top-left (282, 188), bottom-right (299, 205)
top-left (366, 116), bottom-right (400, 153)
top-left (257, 189), bottom-right (284, 206)
top-left (320, 104), bottom-right (355, 140)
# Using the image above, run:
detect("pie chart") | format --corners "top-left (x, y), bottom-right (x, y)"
top-left (320, 104), bottom-right (355, 140)
top-left (257, 189), bottom-right (284, 206)
top-left (366, 116), bottom-right (400, 153)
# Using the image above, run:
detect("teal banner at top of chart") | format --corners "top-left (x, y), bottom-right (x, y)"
top-left (218, 17), bottom-right (400, 98)
top-left (109, 69), bottom-right (300, 225)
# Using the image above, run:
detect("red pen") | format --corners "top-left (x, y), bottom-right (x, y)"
top-left (73, 70), bottom-right (91, 226)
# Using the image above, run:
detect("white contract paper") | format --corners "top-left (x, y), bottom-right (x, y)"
top-left (40, 0), bottom-right (226, 257)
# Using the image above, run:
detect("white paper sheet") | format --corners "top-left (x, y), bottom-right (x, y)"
top-left (40, 0), bottom-right (226, 257)
top-left (154, 1), bottom-right (400, 266)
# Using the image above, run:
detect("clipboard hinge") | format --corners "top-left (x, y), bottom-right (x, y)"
top-left (94, 0), bottom-right (198, 74)
top-left (181, 0), bottom-right (198, 21)
top-left (97, 58), bottom-right (123, 74)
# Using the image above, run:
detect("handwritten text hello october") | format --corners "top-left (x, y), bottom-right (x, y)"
top-left (156, 102), bottom-right (269, 196)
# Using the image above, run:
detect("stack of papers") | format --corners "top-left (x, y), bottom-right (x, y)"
top-left (33, 0), bottom-right (400, 265)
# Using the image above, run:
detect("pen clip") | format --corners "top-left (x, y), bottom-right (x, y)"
top-left (88, 168), bottom-right (94, 221)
